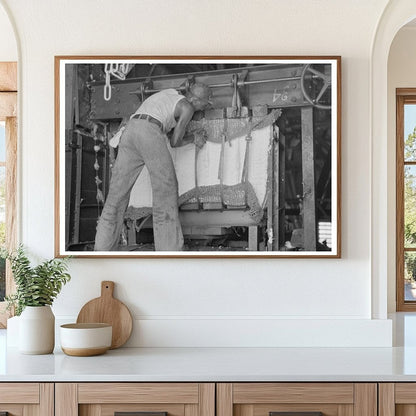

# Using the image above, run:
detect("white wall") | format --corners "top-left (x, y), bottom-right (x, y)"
top-left (387, 26), bottom-right (416, 312)
top-left (0, 3), bottom-right (16, 61)
top-left (0, 0), bottom-right (394, 347)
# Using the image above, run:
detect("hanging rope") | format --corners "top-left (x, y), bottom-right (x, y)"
top-left (104, 63), bottom-right (134, 101)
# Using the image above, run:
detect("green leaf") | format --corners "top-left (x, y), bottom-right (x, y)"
top-left (5, 245), bottom-right (71, 315)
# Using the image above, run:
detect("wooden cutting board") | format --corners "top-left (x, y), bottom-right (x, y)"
top-left (76, 281), bottom-right (133, 349)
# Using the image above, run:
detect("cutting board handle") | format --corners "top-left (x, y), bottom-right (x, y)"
top-left (101, 281), bottom-right (115, 298)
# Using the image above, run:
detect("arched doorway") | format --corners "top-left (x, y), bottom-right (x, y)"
top-left (371, 1), bottom-right (416, 318)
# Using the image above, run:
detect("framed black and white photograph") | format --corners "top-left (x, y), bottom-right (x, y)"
top-left (55, 56), bottom-right (341, 258)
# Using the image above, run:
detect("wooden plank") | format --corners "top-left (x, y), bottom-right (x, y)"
top-left (80, 404), bottom-right (101, 416)
top-left (0, 62), bottom-right (17, 91)
top-left (65, 65), bottom-right (76, 249)
top-left (396, 404), bottom-right (416, 416)
top-left (267, 127), bottom-right (274, 251)
top-left (78, 383), bottom-right (199, 404)
top-left (73, 66), bottom-right (82, 244)
top-left (395, 383), bottom-right (416, 403)
top-left (55, 383), bottom-right (78, 416)
top-left (0, 92), bottom-right (17, 120)
top-left (22, 405), bottom-right (38, 416)
top-left (0, 383), bottom-right (39, 404)
top-left (379, 383), bottom-right (395, 416)
top-left (199, 384), bottom-right (215, 416)
top-left (337, 404), bottom-right (353, 416)
top-left (39, 383), bottom-right (54, 416)
top-left (239, 405), bottom-right (253, 416)
top-left (397, 88), bottom-right (416, 97)
top-left (127, 219), bottom-right (137, 245)
top-left (278, 133), bottom-right (286, 250)
top-left (301, 106), bottom-right (316, 251)
top-left (248, 226), bottom-right (258, 251)
top-left (216, 384), bottom-right (233, 416)
top-left (185, 404), bottom-right (199, 416)
top-left (354, 383), bottom-right (377, 416)
top-left (182, 226), bottom-right (227, 236)
top-left (179, 210), bottom-right (258, 227)
top-left (233, 383), bottom-right (353, 404)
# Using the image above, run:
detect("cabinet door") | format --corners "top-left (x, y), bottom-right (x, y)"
top-left (379, 383), bottom-right (416, 416)
top-left (217, 383), bottom-right (377, 416)
top-left (55, 383), bottom-right (215, 416)
top-left (0, 383), bottom-right (53, 416)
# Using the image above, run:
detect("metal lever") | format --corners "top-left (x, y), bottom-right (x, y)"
top-left (270, 413), bottom-right (323, 416)
top-left (115, 412), bottom-right (167, 416)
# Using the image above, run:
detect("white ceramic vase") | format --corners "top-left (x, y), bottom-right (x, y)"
top-left (19, 305), bottom-right (55, 354)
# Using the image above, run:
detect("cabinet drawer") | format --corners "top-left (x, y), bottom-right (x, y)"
top-left (217, 383), bottom-right (376, 416)
top-left (78, 383), bottom-right (200, 404)
top-left (56, 383), bottom-right (215, 416)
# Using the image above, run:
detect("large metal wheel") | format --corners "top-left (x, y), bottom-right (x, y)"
top-left (300, 64), bottom-right (332, 110)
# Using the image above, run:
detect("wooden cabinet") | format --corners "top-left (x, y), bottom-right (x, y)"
top-left (2, 381), bottom-right (414, 416)
top-left (0, 383), bottom-right (53, 415)
top-left (55, 383), bottom-right (215, 416)
top-left (217, 383), bottom-right (377, 416)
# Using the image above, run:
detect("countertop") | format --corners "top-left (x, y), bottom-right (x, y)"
top-left (3, 345), bottom-right (416, 382)
top-left (3, 313), bottom-right (416, 382)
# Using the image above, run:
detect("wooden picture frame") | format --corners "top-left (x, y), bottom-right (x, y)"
top-left (55, 56), bottom-right (341, 258)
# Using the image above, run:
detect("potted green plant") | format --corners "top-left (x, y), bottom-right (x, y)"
top-left (4, 246), bottom-right (71, 354)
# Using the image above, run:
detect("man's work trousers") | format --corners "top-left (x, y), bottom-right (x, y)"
top-left (94, 118), bottom-right (184, 251)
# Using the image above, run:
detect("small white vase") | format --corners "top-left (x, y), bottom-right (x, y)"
top-left (19, 306), bottom-right (55, 354)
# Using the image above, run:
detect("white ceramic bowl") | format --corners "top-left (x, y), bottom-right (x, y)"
top-left (60, 323), bottom-right (112, 356)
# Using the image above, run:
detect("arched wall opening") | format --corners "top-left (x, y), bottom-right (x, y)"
top-left (387, 19), bottom-right (416, 313)
top-left (371, 1), bottom-right (416, 319)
